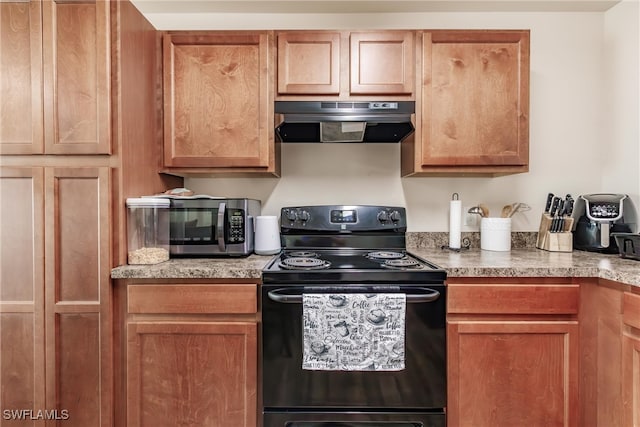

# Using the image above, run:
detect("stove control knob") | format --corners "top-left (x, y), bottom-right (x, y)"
top-left (285, 210), bottom-right (298, 222)
top-left (377, 211), bottom-right (390, 223)
top-left (390, 210), bottom-right (401, 223)
top-left (299, 210), bottom-right (310, 222)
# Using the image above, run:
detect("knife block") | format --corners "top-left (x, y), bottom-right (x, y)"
top-left (536, 213), bottom-right (574, 252)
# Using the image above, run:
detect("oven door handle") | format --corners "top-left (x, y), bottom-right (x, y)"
top-left (266, 287), bottom-right (440, 304)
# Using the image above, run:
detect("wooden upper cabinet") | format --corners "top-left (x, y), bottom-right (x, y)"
top-left (350, 31), bottom-right (415, 95)
top-left (403, 30), bottom-right (530, 176)
top-left (163, 32), bottom-right (274, 171)
top-left (0, 1), bottom-right (44, 154)
top-left (277, 32), bottom-right (340, 95)
top-left (42, 0), bottom-right (111, 154)
top-left (276, 30), bottom-right (415, 97)
top-left (0, 0), bottom-right (111, 155)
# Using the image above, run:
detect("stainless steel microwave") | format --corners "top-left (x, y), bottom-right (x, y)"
top-left (168, 198), bottom-right (261, 257)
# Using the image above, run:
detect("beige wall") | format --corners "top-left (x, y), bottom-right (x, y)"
top-left (149, 7), bottom-right (638, 231)
top-left (602, 0), bottom-right (639, 204)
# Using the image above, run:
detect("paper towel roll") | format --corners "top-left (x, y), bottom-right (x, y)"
top-left (449, 199), bottom-right (462, 249)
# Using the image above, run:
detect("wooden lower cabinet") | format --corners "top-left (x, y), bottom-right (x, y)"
top-left (447, 279), bottom-right (579, 427)
top-left (622, 291), bottom-right (640, 427)
top-left (0, 166), bottom-right (111, 426)
top-left (116, 281), bottom-right (259, 427)
top-left (127, 321), bottom-right (257, 427)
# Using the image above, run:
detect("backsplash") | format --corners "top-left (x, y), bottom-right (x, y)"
top-left (406, 232), bottom-right (538, 250)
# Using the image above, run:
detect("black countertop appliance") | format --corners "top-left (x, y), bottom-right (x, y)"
top-left (572, 193), bottom-right (637, 253)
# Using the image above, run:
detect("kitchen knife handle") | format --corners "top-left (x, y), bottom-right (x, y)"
top-left (545, 193), bottom-right (555, 213)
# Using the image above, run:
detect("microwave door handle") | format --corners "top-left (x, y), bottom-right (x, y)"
top-left (217, 202), bottom-right (226, 251)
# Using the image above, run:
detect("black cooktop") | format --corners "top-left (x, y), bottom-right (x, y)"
top-left (262, 249), bottom-right (446, 285)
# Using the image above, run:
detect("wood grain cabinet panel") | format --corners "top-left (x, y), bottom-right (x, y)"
top-left (623, 292), bottom-right (640, 427)
top-left (0, 167), bottom-right (45, 419)
top-left (276, 30), bottom-right (415, 97)
top-left (403, 30), bottom-right (530, 176)
top-left (0, 0), bottom-right (110, 155)
top-left (45, 167), bottom-right (111, 427)
top-left (350, 31), bottom-right (415, 95)
top-left (163, 32), bottom-right (273, 171)
top-left (128, 284), bottom-right (257, 314)
top-left (277, 32), bottom-right (340, 95)
top-left (447, 280), bottom-right (579, 427)
top-left (127, 321), bottom-right (258, 427)
top-left (42, 0), bottom-right (111, 154)
top-left (448, 321), bottom-right (579, 427)
top-left (0, 0), bottom-right (43, 154)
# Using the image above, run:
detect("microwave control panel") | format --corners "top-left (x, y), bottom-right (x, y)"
top-left (228, 209), bottom-right (245, 243)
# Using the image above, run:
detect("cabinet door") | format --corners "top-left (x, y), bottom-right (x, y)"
top-left (623, 292), bottom-right (640, 427)
top-left (163, 32), bottom-right (272, 169)
top-left (42, 0), bottom-right (110, 154)
top-left (0, 167), bottom-right (45, 419)
top-left (448, 321), bottom-right (579, 427)
top-left (127, 321), bottom-right (257, 427)
top-left (44, 167), bottom-right (111, 427)
top-left (350, 31), bottom-right (415, 95)
top-left (0, 0), bottom-right (43, 154)
top-left (277, 32), bottom-right (340, 95)
top-left (421, 30), bottom-right (529, 168)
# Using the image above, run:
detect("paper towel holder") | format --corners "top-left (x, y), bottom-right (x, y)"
top-left (442, 193), bottom-right (471, 252)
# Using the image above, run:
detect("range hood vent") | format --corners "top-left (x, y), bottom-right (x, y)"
top-left (275, 101), bottom-right (415, 143)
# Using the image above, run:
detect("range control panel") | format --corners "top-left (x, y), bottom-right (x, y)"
top-left (280, 205), bottom-right (407, 232)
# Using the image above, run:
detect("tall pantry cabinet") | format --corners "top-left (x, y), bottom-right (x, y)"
top-left (0, 1), bottom-right (180, 425)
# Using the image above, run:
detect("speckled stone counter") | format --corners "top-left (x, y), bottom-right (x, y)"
top-left (110, 254), bottom-right (274, 280)
top-left (407, 247), bottom-right (640, 287)
top-left (111, 232), bottom-right (640, 288)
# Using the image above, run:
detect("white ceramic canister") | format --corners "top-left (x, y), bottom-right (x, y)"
top-left (480, 217), bottom-right (512, 251)
top-left (254, 215), bottom-right (281, 255)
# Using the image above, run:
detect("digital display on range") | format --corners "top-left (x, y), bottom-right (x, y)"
top-left (330, 209), bottom-right (357, 223)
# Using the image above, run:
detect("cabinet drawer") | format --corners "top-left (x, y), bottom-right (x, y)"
top-left (448, 283), bottom-right (579, 314)
top-left (128, 284), bottom-right (257, 314)
top-left (623, 292), bottom-right (640, 329)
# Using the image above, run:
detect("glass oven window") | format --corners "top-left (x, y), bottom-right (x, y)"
top-left (169, 208), bottom-right (217, 244)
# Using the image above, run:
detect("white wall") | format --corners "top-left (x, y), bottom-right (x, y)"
top-left (157, 10), bottom-right (638, 231)
top-left (602, 0), bottom-right (640, 205)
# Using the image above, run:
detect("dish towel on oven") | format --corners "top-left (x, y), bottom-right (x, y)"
top-left (302, 293), bottom-right (406, 371)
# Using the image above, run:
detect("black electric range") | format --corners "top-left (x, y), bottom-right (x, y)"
top-left (261, 205), bottom-right (448, 427)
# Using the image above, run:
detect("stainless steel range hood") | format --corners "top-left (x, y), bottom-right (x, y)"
top-left (275, 101), bottom-right (415, 143)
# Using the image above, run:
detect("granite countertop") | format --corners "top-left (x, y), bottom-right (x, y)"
top-left (408, 248), bottom-right (640, 287)
top-left (110, 254), bottom-right (274, 280)
top-left (111, 247), bottom-right (640, 288)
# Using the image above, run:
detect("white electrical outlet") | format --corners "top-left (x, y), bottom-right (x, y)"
top-left (464, 207), bottom-right (478, 227)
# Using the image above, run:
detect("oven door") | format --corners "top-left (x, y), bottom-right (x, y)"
top-left (263, 410), bottom-right (445, 427)
top-left (261, 284), bottom-right (447, 411)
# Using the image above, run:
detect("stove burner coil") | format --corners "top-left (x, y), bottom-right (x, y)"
top-left (382, 258), bottom-right (423, 269)
top-left (278, 257), bottom-right (331, 270)
top-left (286, 251), bottom-right (320, 258)
top-left (366, 251), bottom-right (405, 260)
